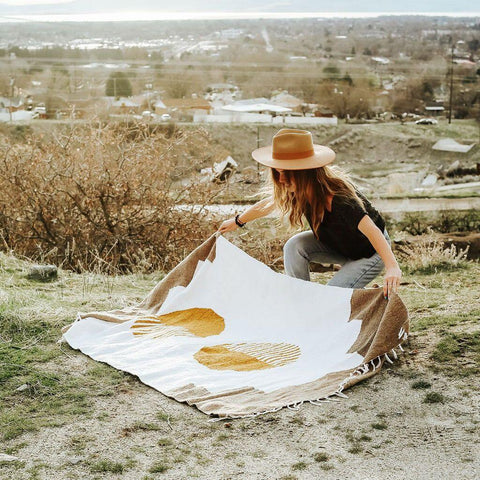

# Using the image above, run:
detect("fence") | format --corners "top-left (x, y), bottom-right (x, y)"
top-left (193, 113), bottom-right (338, 125)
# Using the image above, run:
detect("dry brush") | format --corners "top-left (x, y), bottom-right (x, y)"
top-left (0, 123), bottom-right (224, 273)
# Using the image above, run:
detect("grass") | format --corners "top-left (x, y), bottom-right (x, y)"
top-left (0, 231), bottom-right (478, 476)
top-left (411, 380), bottom-right (431, 390)
top-left (370, 422), bottom-right (388, 431)
top-left (430, 332), bottom-right (480, 377)
top-left (313, 452), bottom-right (329, 462)
top-left (423, 392), bottom-right (445, 404)
top-left (121, 421), bottom-right (163, 436)
top-left (158, 438), bottom-right (173, 447)
top-left (347, 445), bottom-right (363, 454)
top-left (0, 251), bottom-right (160, 443)
top-left (90, 459), bottom-right (127, 473)
top-left (404, 264), bottom-right (480, 341)
top-left (149, 461), bottom-right (170, 473)
top-left (291, 462), bottom-right (308, 471)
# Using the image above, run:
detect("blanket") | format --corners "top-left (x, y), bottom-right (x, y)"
top-left (62, 234), bottom-right (409, 419)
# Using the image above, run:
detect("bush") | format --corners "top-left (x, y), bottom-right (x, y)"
top-left (0, 123), bottom-right (223, 273)
top-left (398, 230), bottom-right (470, 274)
top-left (385, 210), bottom-right (480, 235)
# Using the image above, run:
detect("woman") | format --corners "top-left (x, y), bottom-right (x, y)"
top-left (218, 129), bottom-right (402, 299)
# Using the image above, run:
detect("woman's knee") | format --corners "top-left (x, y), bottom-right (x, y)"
top-left (283, 232), bottom-right (311, 260)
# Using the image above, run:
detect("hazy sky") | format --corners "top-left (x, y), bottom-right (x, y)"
top-left (2, 0), bottom-right (72, 4)
top-left (0, 0), bottom-right (477, 12)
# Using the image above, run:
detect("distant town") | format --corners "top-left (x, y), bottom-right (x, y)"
top-left (0, 16), bottom-right (479, 124)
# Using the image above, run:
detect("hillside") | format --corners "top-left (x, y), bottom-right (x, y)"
top-left (180, 119), bottom-right (480, 201)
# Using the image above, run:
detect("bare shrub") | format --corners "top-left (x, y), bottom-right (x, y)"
top-left (0, 122), bottom-right (224, 273)
top-left (398, 230), bottom-right (470, 274)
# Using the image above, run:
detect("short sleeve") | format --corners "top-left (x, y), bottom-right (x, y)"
top-left (334, 196), bottom-right (368, 227)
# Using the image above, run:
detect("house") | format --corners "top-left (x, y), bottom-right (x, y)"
top-left (222, 98), bottom-right (291, 115)
top-left (205, 83), bottom-right (241, 109)
top-left (0, 97), bottom-right (25, 113)
top-left (425, 102), bottom-right (445, 117)
top-left (206, 83), bottom-right (239, 95)
top-left (109, 97), bottom-right (141, 115)
top-left (314, 107), bottom-right (335, 118)
top-left (270, 91), bottom-right (304, 113)
top-left (163, 98), bottom-right (212, 116)
top-left (371, 57), bottom-right (390, 65)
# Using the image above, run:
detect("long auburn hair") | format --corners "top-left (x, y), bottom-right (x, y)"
top-left (269, 166), bottom-right (364, 234)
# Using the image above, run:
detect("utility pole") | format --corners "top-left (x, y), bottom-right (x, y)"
top-left (256, 126), bottom-right (261, 179)
top-left (9, 77), bottom-right (14, 123)
top-left (448, 43), bottom-right (454, 125)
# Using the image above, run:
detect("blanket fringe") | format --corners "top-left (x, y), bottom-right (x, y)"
top-left (210, 333), bottom-right (409, 422)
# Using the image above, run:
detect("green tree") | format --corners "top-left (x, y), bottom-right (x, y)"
top-left (106, 71), bottom-right (132, 97)
top-left (322, 64), bottom-right (341, 81)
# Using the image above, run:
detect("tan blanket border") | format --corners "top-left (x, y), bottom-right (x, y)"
top-left (63, 234), bottom-right (409, 419)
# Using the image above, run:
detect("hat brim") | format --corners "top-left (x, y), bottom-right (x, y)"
top-left (251, 144), bottom-right (335, 170)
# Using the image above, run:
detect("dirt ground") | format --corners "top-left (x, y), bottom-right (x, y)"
top-left (3, 345), bottom-right (479, 480)
top-left (1, 228), bottom-right (479, 480)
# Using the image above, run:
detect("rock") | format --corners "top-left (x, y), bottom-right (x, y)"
top-left (0, 454), bottom-right (19, 462)
top-left (67, 456), bottom-right (83, 465)
top-left (436, 164), bottom-right (446, 178)
top-left (16, 384), bottom-right (29, 392)
top-left (446, 160), bottom-right (460, 176)
top-left (240, 166), bottom-right (259, 184)
top-left (408, 140), bottom-right (422, 148)
top-left (421, 173), bottom-right (438, 187)
top-left (27, 265), bottom-right (58, 282)
top-left (212, 156), bottom-right (238, 183)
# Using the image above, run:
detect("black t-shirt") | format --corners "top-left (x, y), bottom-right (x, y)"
top-left (304, 191), bottom-right (385, 260)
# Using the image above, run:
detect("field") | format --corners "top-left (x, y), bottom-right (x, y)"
top-left (0, 119), bottom-right (479, 479)
top-left (0, 231), bottom-right (479, 480)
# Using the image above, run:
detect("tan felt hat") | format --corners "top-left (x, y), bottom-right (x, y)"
top-left (252, 128), bottom-right (335, 170)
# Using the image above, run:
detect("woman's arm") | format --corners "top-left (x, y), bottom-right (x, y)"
top-left (358, 215), bottom-right (402, 299)
top-left (217, 196), bottom-right (276, 233)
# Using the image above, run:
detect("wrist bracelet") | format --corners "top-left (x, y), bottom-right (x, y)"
top-left (235, 214), bottom-right (246, 228)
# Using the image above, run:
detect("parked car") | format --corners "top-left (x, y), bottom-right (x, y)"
top-left (141, 110), bottom-right (154, 120)
top-left (415, 118), bottom-right (438, 125)
top-left (32, 105), bottom-right (47, 119)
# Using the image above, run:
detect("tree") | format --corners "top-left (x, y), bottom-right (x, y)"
top-left (342, 73), bottom-right (354, 86)
top-left (322, 64), bottom-right (341, 81)
top-left (106, 71), bottom-right (132, 98)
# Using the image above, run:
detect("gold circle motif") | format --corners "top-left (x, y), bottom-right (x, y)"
top-left (194, 342), bottom-right (301, 371)
top-left (131, 308), bottom-right (225, 339)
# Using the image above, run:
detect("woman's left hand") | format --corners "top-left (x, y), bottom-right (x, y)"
top-left (384, 266), bottom-right (402, 299)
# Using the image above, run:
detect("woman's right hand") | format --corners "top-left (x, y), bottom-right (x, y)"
top-left (217, 218), bottom-right (239, 234)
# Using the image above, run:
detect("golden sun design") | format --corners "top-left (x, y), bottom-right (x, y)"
top-left (194, 342), bottom-right (301, 371)
top-left (131, 308), bottom-right (301, 372)
top-left (130, 307), bottom-right (225, 339)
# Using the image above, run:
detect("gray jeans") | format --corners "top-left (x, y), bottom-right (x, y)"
top-left (283, 230), bottom-right (390, 288)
